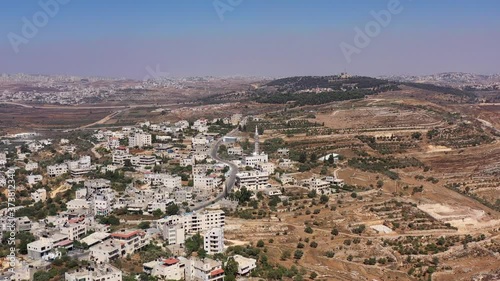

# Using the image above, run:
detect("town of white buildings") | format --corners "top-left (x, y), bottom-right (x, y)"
top-left (0, 112), bottom-right (344, 281)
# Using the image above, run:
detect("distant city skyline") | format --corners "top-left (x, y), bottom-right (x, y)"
top-left (1, 0), bottom-right (499, 79)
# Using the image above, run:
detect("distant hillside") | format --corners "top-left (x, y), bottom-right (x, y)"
top-left (382, 72), bottom-right (500, 90)
top-left (402, 82), bottom-right (476, 101)
top-left (199, 74), bottom-right (483, 106)
top-left (265, 75), bottom-right (391, 92)
top-left (254, 76), bottom-right (399, 106)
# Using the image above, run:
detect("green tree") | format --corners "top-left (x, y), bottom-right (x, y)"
top-left (376, 180), bottom-right (384, 188)
top-left (165, 204), bottom-right (180, 216)
top-left (281, 250), bottom-right (291, 260)
top-left (224, 257), bottom-right (239, 281)
top-left (138, 221), bottom-right (151, 229)
top-left (152, 209), bottom-right (164, 218)
top-left (185, 233), bottom-right (204, 255)
top-left (294, 250), bottom-right (304, 260)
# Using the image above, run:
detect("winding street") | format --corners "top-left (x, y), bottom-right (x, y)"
top-left (191, 128), bottom-right (239, 211)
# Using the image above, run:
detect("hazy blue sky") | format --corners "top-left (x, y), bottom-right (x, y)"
top-left (1, 0), bottom-right (499, 78)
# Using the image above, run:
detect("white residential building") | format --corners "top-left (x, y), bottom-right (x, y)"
top-left (112, 150), bottom-right (132, 165)
top-left (173, 189), bottom-right (193, 203)
top-left (85, 179), bottom-right (112, 195)
top-left (143, 258), bottom-right (185, 281)
top-left (27, 234), bottom-right (71, 260)
top-left (175, 120), bottom-right (190, 129)
top-left (27, 175), bottom-right (43, 185)
top-left (257, 162), bottom-right (276, 174)
top-left (156, 209), bottom-right (225, 234)
top-left (110, 230), bottom-right (149, 255)
top-left (65, 263), bottom-right (122, 281)
top-left (92, 194), bottom-right (113, 216)
top-left (144, 173), bottom-right (182, 188)
top-left (60, 222), bottom-right (87, 241)
top-left (236, 171), bottom-right (270, 191)
top-left (67, 156), bottom-right (93, 177)
top-left (232, 255), bottom-right (257, 275)
top-left (66, 199), bottom-right (90, 211)
top-left (277, 148), bottom-right (289, 158)
top-left (129, 133), bottom-right (152, 148)
top-left (31, 188), bottom-right (47, 202)
top-left (131, 155), bottom-right (157, 167)
top-left (147, 199), bottom-right (175, 213)
top-left (27, 239), bottom-right (53, 260)
top-left (242, 153), bottom-right (268, 167)
top-left (278, 158), bottom-right (294, 169)
top-left (193, 174), bottom-right (221, 192)
top-left (47, 163), bottom-right (68, 177)
top-left (181, 256), bottom-right (225, 281)
top-left (89, 240), bottom-right (120, 263)
top-left (204, 228), bottom-right (224, 255)
top-left (25, 161), bottom-right (39, 171)
top-left (318, 153), bottom-right (339, 163)
top-left (304, 177), bottom-right (331, 193)
top-left (192, 135), bottom-right (209, 146)
top-left (227, 147), bottom-right (243, 155)
top-left (162, 223), bottom-right (185, 246)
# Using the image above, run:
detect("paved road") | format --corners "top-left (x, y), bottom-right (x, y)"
top-left (192, 129), bottom-right (239, 211)
top-left (0, 101), bottom-right (181, 110)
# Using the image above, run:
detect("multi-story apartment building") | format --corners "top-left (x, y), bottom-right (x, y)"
top-left (162, 223), bottom-right (185, 246)
top-left (60, 222), bottom-right (87, 241)
top-left (192, 164), bottom-right (212, 175)
top-left (173, 188), bottom-right (193, 203)
top-left (144, 173), bottom-right (182, 188)
top-left (156, 209), bottom-right (225, 234)
top-left (129, 133), bottom-right (152, 148)
top-left (112, 149), bottom-right (132, 165)
top-left (235, 171), bottom-right (270, 191)
top-left (89, 240), bottom-right (120, 263)
top-left (85, 179), bottom-right (111, 195)
top-left (47, 163), bottom-right (68, 177)
top-left (193, 174), bottom-right (221, 192)
top-left (67, 156), bottom-right (93, 177)
top-left (204, 228), bottom-right (224, 255)
top-left (131, 155), bottom-right (157, 167)
top-left (92, 195), bottom-right (112, 216)
top-left (110, 230), bottom-right (149, 256)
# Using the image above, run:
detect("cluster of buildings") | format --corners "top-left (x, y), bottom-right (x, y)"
top-left (47, 156), bottom-right (93, 177)
top-left (0, 111), bottom-right (348, 281)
